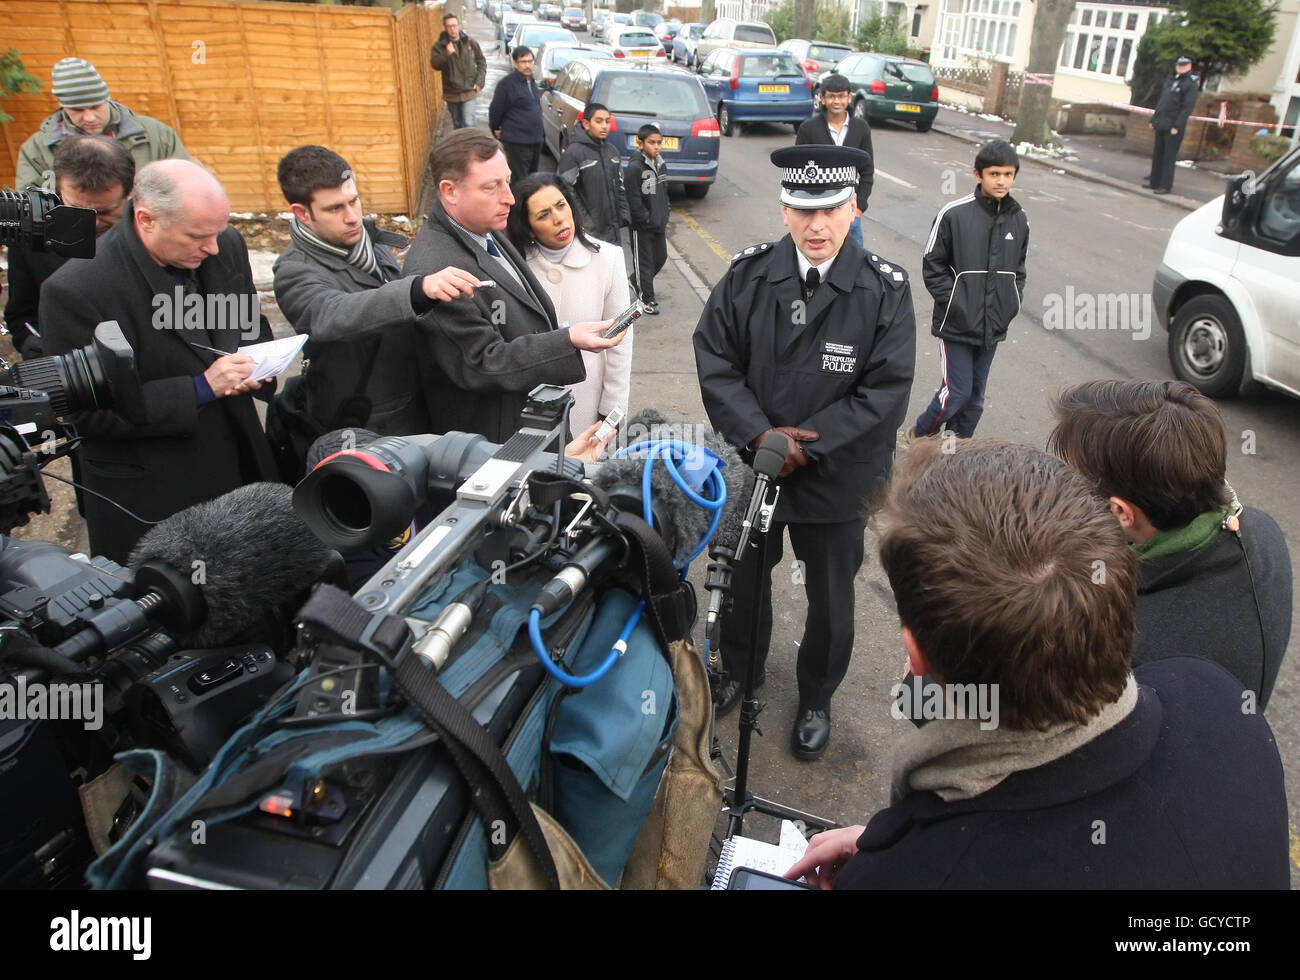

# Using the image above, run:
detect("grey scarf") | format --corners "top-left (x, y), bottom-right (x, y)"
top-left (890, 675), bottom-right (1139, 803)
top-left (289, 216), bottom-right (383, 281)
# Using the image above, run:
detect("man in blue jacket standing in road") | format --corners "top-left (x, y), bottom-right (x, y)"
top-left (490, 46), bottom-right (544, 184)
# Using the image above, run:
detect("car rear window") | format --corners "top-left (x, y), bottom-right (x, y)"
top-left (602, 75), bottom-right (708, 121)
top-left (619, 31), bottom-right (659, 46)
top-left (613, 14), bottom-right (629, 23)
top-left (564, 7), bottom-right (582, 14)
top-left (739, 54), bottom-right (804, 78)
top-left (809, 45), bottom-right (851, 62)
top-left (888, 61), bottom-right (935, 84)
top-left (524, 28), bottom-right (575, 43)
top-left (549, 48), bottom-right (613, 71)
top-left (735, 25), bottom-right (776, 45)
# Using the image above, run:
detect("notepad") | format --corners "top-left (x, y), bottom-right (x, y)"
top-left (237, 334), bottom-right (308, 383)
top-left (711, 819), bottom-right (809, 890)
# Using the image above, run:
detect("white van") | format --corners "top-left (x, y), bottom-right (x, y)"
top-left (1156, 145), bottom-right (1300, 398)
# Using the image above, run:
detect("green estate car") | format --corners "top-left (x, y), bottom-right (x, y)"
top-left (817, 52), bottom-right (939, 132)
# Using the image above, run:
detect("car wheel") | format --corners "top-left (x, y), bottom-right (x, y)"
top-left (852, 98), bottom-right (868, 122)
top-left (1168, 294), bottom-right (1248, 398)
top-left (719, 103), bottom-right (734, 137)
top-left (683, 183), bottom-right (709, 199)
top-left (916, 118), bottom-right (933, 133)
top-left (812, 88), bottom-right (823, 112)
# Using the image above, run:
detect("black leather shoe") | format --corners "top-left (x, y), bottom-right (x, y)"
top-left (1152, 187), bottom-right (1171, 195)
top-left (792, 706), bottom-right (830, 760)
top-left (713, 670), bottom-right (765, 717)
top-left (643, 301), bottom-right (661, 315)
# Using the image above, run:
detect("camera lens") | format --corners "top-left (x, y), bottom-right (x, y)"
top-left (9, 344), bottom-right (110, 417)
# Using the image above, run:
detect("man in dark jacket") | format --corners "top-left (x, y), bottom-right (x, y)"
top-left (402, 129), bottom-right (625, 442)
top-left (489, 47), bottom-right (545, 184)
top-left (785, 440), bottom-right (1289, 889)
top-left (913, 139), bottom-right (1028, 440)
top-left (1146, 55), bottom-right (1199, 195)
top-left (40, 160), bottom-right (278, 562)
top-left (1050, 379), bottom-right (1291, 710)
top-left (4, 134), bottom-right (134, 359)
top-left (431, 12), bottom-right (487, 129)
top-left (796, 73), bottom-right (874, 247)
top-left (694, 145), bottom-right (915, 759)
top-left (625, 125), bottom-right (670, 314)
top-left (556, 104), bottom-right (629, 245)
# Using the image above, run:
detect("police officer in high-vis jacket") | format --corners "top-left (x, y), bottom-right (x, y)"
top-left (1146, 55), bottom-right (1199, 195)
top-left (693, 146), bottom-right (915, 760)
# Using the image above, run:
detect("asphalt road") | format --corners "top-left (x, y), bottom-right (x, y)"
top-left (480, 10), bottom-right (1300, 886)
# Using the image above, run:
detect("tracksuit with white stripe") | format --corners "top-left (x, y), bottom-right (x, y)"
top-left (914, 186), bottom-right (1029, 438)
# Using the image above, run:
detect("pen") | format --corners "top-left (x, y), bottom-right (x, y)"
top-left (477, 279), bottom-right (496, 288)
top-left (188, 341), bottom-right (227, 357)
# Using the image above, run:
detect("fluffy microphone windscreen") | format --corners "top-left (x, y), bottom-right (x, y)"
top-left (129, 482), bottom-right (335, 648)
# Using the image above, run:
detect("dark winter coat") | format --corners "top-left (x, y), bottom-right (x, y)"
top-left (836, 657), bottom-right (1290, 889)
top-left (624, 153), bottom-right (669, 231)
top-left (556, 124), bottom-right (629, 244)
top-left (430, 31), bottom-right (487, 98)
top-left (1151, 70), bottom-right (1199, 131)
top-left (2, 242), bottom-right (66, 357)
top-left (271, 220), bottom-right (430, 436)
top-left (40, 205), bottom-right (277, 562)
top-left (693, 236), bottom-right (915, 523)
top-left (488, 69), bottom-right (544, 145)
top-left (795, 113), bottom-right (875, 213)
top-left (1134, 506), bottom-right (1292, 710)
top-left (923, 188), bottom-right (1028, 348)
top-left (402, 201), bottom-right (585, 442)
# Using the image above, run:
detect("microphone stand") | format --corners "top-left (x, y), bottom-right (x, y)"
top-left (722, 448), bottom-right (835, 841)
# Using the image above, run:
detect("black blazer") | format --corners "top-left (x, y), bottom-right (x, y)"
top-left (796, 113), bottom-right (875, 213)
top-left (40, 205), bottom-right (278, 562)
top-left (402, 201), bottom-right (585, 442)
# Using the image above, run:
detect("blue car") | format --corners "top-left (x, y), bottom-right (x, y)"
top-left (540, 60), bottom-right (719, 197)
top-left (696, 48), bottom-right (813, 135)
top-left (671, 22), bottom-right (707, 67)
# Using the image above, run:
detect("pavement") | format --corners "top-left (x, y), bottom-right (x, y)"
top-left (932, 105), bottom-right (1232, 213)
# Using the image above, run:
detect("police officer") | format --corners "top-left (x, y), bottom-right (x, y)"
top-left (693, 146), bottom-right (916, 760)
top-left (1145, 55), bottom-right (1199, 195)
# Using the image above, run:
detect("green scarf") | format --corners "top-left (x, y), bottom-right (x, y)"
top-left (1132, 507), bottom-right (1232, 561)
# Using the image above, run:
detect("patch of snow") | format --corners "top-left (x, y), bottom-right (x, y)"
top-left (229, 212), bottom-right (255, 219)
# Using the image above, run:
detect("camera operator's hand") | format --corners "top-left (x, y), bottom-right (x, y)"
top-left (783, 825), bottom-right (865, 889)
top-left (204, 353), bottom-right (260, 398)
top-left (568, 319), bottom-right (626, 353)
top-left (565, 421), bottom-right (614, 462)
top-left (751, 427), bottom-right (817, 478)
top-left (421, 266), bottom-right (485, 301)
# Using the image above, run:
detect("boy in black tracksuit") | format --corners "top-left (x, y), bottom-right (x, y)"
top-left (914, 139), bottom-right (1029, 438)
top-left (625, 124), bottom-right (669, 314)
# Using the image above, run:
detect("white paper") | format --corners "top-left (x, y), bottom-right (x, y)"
top-left (711, 819), bottom-right (809, 889)
top-left (237, 334), bottom-right (307, 383)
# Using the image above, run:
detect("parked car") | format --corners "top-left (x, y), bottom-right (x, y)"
top-left (631, 10), bottom-right (665, 30)
top-left (694, 19), bottom-right (776, 64)
top-left (656, 21), bottom-right (683, 54)
top-left (540, 59), bottom-right (719, 196)
top-left (514, 1), bottom-right (535, 12)
top-left (499, 11), bottom-right (532, 52)
top-left (560, 7), bottom-right (588, 31)
top-left (534, 40), bottom-right (614, 87)
top-left (776, 38), bottom-right (855, 82)
top-left (696, 48), bottom-right (813, 136)
top-left (593, 11), bottom-right (629, 41)
top-left (819, 52), bottom-right (938, 132)
top-left (536, 3), bottom-right (562, 20)
top-left (488, 2), bottom-right (509, 22)
top-left (1157, 146), bottom-right (1300, 399)
top-left (671, 22), bottom-right (707, 66)
top-left (510, 22), bottom-right (577, 58)
top-left (606, 24), bottom-right (667, 60)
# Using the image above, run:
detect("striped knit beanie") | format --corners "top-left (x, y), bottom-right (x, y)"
top-left (51, 58), bottom-right (111, 109)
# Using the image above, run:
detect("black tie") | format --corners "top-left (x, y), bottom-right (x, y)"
top-left (804, 268), bottom-right (820, 301)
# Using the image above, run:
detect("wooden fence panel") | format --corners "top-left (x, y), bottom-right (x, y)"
top-left (1, 0), bottom-right (444, 213)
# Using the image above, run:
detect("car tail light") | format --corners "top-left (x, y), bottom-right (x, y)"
top-left (802, 59), bottom-right (817, 72)
top-left (871, 79), bottom-right (886, 95)
top-left (931, 85), bottom-right (939, 101)
top-left (656, 48), bottom-right (665, 57)
top-left (692, 116), bottom-right (720, 138)
top-left (729, 59), bottom-right (740, 90)
top-left (614, 49), bottom-right (625, 58)
top-left (608, 115), bottom-right (618, 132)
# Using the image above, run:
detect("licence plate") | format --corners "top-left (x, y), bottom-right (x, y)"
top-left (631, 49), bottom-right (651, 56)
top-left (897, 103), bottom-right (921, 113)
top-left (628, 135), bottom-right (679, 150)
top-left (758, 84), bottom-right (790, 94)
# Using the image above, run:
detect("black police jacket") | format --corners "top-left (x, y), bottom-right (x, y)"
top-left (693, 235), bottom-right (915, 523)
top-left (1151, 71), bottom-right (1199, 131)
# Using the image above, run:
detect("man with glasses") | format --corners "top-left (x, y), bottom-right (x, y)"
top-left (797, 74), bottom-right (874, 247)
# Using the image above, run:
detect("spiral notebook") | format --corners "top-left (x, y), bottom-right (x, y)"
top-left (711, 819), bottom-right (809, 890)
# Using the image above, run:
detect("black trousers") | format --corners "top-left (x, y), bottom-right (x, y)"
top-left (721, 518), bottom-right (866, 710)
top-left (503, 140), bottom-right (541, 185)
top-left (630, 227), bottom-right (667, 303)
top-left (1148, 127), bottom-right (1185, 191)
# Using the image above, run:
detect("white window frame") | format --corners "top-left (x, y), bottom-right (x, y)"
top-left (1057, 3), bottom-right (1167, 84)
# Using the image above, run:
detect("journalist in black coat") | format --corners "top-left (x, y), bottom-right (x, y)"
top-left (402, 131), bottom-right (625, 442)
top-left (693, 146), bottom-right (915, 759)
top-left (40, 162), bottom-right (277, 562)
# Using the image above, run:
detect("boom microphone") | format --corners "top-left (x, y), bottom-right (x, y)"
top-left (129, 482), bottom-right (338, 648)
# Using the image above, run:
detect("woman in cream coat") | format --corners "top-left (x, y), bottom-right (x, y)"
top-left (506, 173), bottom-right (633, 432)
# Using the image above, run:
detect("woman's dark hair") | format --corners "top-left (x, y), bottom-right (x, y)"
top-left (506, 172), bottom-right (600, 255)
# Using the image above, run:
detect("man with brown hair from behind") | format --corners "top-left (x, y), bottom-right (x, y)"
top-left (1049, 378), bottom-right (1291, 710)
top-left (785, 438), bottom-right (1288, 889)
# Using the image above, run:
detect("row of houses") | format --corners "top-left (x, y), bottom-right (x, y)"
top-left (703, 0), bottom-right (1300, 133)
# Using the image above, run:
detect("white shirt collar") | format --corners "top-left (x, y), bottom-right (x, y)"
top-left (794, 247), bottom-right (836, 282)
